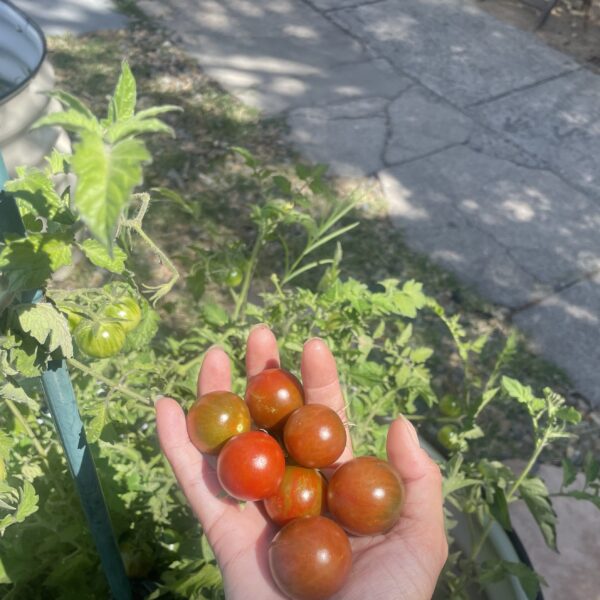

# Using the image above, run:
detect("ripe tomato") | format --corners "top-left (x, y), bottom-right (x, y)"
top-left (245, 368), bottom-right (304, 431)
top-left (263, 466), bottom-right (327, 527)
top-left (327, 457), bottom-right (404, 536)
top-left (283, 404), bottom-right (346, 468)
top-left (439, 394), bottom-right (461, 417)
top-left (437, 424), bottom-right (460, 450)
top-left (217, 431), bottom-right (285, 501)
top-left (74, 320), bottom-right (126, 358)
top-left (186, 391), bottom-right (251, 454)
top-left (269, 516), bottom-right (352, 600)
top-left (103, 297), bottom-right (142, 333)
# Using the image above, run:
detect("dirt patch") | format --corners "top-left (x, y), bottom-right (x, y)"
top-left (479, 0), bottom-right (600, 71)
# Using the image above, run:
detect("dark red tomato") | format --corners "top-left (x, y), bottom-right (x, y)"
top-left (245, 368), bottom-right (304, 431)
top-left (269, 516), bottom-right (352, 600)
top-left (327, 457), bottom-right (405, 536)
top-left (283, 404), bottom-right (346, 468)
top-left (217, 431), bottom-right (285, 501)
top-left (263, 466), bottom-right (327, 527)
top-left (186, 391), bottom-right (251, 454)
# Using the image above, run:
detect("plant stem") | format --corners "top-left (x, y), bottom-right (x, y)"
top-left (233, 227), bottom-right (264, 322)
top-left (5, 399), bottom-right (47, 459)
top-left (68, 358), bottom-right (150, 405)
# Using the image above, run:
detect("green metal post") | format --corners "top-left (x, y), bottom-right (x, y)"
top-left (0, 153), bottom-right (132, 599)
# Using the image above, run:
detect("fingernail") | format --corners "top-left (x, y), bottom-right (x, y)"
top-left (304, 336), bottom-right (325, 347)
top-left (153, 394), bottom-right (164, 406)
top-left (207, 344), bottom-right (223, 352)
top-left (250, 323), bottom-right (269, 333)
top-left (401, 415), bottom-right (420, 447)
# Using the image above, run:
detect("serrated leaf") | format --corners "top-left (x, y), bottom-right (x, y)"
top-left (5, 168), bottom-right (63, 218)
top-left (272, 175), bottom-right (292, 195)
top-left (201, 303), bottom-right (229, 327)
top-left (71, 132), bottom-right (150, 248)
top-left (556, 406), bottom-right (581, 424)
top-left (411, 347), bottom-right (433, 363)
top-left (519, 476), bottom-right (557, 551)
top-left (106, 117), bottom-right (174, 143)
top-left (33, 109), bottom-right (100, 134)
top-left (480, 560), bottom-right (543, 600)
top-left (14, 302), bottom-right (73, 357)
top-left (0, 381), bottom-right (36, 409)
top-left (565, 490), bottom-right (600, 510)
top-left (50, 90), bottom-right (96, 119)
top-left (561, 458), bottom-right (577, 488)
top-left (232, 146), bottom-right (257, 168)
top-left (79, 239), bottom-right (127, 273)
top-left (488, 485), bottom-right (512, 531)
top-left (14, 481), bottom-right (38, 522)
top-left (122, 301), bottom-right (159, 352)
top-left (111, 60), bottom-right (136, 121)
top-left (86, 401), bottom-right (108, 443)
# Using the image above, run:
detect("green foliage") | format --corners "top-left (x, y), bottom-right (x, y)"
top-left (0, 63), bottom-right (597, 600)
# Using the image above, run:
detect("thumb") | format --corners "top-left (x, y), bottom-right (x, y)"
top-left (386, 416), bottom-right (447, 559)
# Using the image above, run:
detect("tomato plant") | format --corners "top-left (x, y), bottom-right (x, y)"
top-left (217, 431), bottom-right (285, 501)
top-left (186, 391), bottom-right (251, 454)
top-left (103, 296), bottom-right (142, 333)
top-left (327, 457), bottom-right (404, 536)
top-left (245, 368), bottom-right (304, 431)
top-left (269, 516), bottom-right (352, 600)
top-left (283, 404), bottom-right (346, 468)
top-left (263, 466), bottom-right (327, 527)
top-left (74, 320), bottom-right (127, 358)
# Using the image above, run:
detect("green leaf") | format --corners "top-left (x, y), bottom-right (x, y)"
top-left (71, 132), bottom-right (150, 248)
top-left (15, 481), bottom-right (38, 523)
top-left (86, 401), bottom-right (108, 443)
top-left (106, 117), bottom-right (174, 144)
top-left (561, 458), bottom-right (577, 488)
top-left (411, 347), bottom-right (433, 363)
top-left (488, 486), bottom-right (512, 531)
top-left (584, 452), bottom-right (600, 486)
top-left (272, 175), bottom-right (292, 195)
top-left (33, 109), bottom-right (100, 134)
top-left (79, 239), bottom-right (127, 273)
top-left (111, 60), bottom-right (137, 121)
top-left (134, 105), bottom-right (182, 119)
top-left (501, 376), bottom-right (545, 413)
top-left (0, 381), bottom-right (36, 409)
top-left (480, 560), bottom-right (543, 600)
top-left (556, 406), bottom-right (581, 424)
top-left (122, 300), bottom-right (159, 352)
top-left (5, 168), bottom-right (63, 219)
top-left (232, 146), bottom-right (257, 168)
top-left (519, 476), bottom-right (557, 551)
top-left (13, 302), bottom-right (73, 357)
top-left (201, 303), bottom-right (229, 327)
top-left (49, 89), bottom-right (96, 119)
top-left (564, 490), bottom-right (600, 510)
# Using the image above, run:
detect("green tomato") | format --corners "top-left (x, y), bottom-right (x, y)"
top-left (225, 267), bottom-right (243, 288)
top-left (437, 425), bottom-right (460, 451)
top-left (59, 305), bottom-right (83, 332)
top-left (103, 297), bottom-right (142, 333)
top-left (439, 394), bottom-right (462, 417)
top-left (75, 320), bottom-right (126, 358)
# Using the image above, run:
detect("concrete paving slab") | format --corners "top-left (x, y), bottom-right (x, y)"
top-left (513, 273), bottom-right (600, 406)
top-left (288, 97), bottom-right (390, 176)
top-left (473, 68), bottom-right (600, 200)
top-left (330, 0), bottom-right (578, 107)
top-left (380, 145), bottom-right (600, 306)
top-left (506, 462), bottom-right (600, 600)
top-left (385, 85), bottom-right (473, 165)
top-left (12, 0), bottom-right (127, 35)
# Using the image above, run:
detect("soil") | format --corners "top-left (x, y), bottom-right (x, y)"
top-left (479, 0), bottom-right (600, 72)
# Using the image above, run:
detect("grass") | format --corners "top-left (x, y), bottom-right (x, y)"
top-left (46, 17), bottom-right (597, 464)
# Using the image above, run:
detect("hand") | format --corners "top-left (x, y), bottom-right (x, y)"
top-left (156, 325), bottom-right (448, 600)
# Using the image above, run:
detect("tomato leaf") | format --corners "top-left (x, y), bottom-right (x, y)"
top-left (480, 560), bottom-right (544, 600)
top-left (13, 303), bottom-right (73, 357)
top-left (15, 481), bottom-right (39, 523)
top-left (71, 132), bottom-right (150, 249)
top-left (519, 476), bottom-right (557, 551)
top-left (110, 60), bottom-right (137, 121)
top-left (0, 381), bottom-right (36, 409)
top-left (79, 239), bottom-right (127, 273)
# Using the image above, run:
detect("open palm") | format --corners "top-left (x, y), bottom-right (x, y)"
top-left (156, 325), bottom-right (448, 600)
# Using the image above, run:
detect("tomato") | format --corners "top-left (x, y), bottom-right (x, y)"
top-left (119, 540), bottom-right (153, 579)
top-left (103, 297), bottom-right (142, 333)
top-left (74, 320), bottom-right (126, 358)
top-left (263, 466), bottom-right (327, 527)
top-left (439, 394), bottom-right (461, 417)
top-left (283, 404), bottom-right (346, 468)
top-left (217, 431), bottom-right (285, 501)
top-left (225, 267), bottom-right (243, 288)
top-left (269, 516), bottom-right (352, 600)
top-left (327, 457), bottom-right (404, 536)
top-left (437, 424), bottom-right (460, 450)
top-left (186, 391), bottom-right (251, 454)
top-left (245, 368), bottom-right (304, 432)
top-left (59, 305), bottom-right (83, 331)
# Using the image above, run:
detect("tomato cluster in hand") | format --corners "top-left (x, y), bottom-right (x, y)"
top-left (186, 364), bottom-right (406, 600)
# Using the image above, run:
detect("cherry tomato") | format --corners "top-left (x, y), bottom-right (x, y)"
top-left (283, 404), bottom-right (346, 468)
top-left (245, 368), bottom-right (304, 431)
top-left (217, 431), bottom-right (285, 501)
top-left (58, 305), bottom-right (83, 331)
top-left (437, 424), bottom-right (460, 450)
top-left (186, 391), bottom-right (251, 454)
top-left (225, 267), bottom-right (243, 288)
top-left (439, 394), bottom-right (461, 417)
top-left (327, 457), bottom-right (404, 536)
top-left (269, 516), bottom-right (352, 600)
top-left (263, 466), bottom-right (327, 527)
top-left (74, 320), bottom-right (126, 358)
top-left (103, 297), bottom-right (142, 333)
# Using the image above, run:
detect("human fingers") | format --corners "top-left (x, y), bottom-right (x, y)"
top-left (197, 346), bottom-right (231, 398)
top-left (246, 324), bottom-right (280, 379)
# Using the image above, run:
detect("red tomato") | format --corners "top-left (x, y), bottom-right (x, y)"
top-left (186, 391), bottom-right (251, 454)
top-left (217, 431), bottom-right (285, 501)
top-left (327, 457), bottom-right (405, 536)
top-left (263, 466), bottom-right (327, 527)
top-left (283, 404), bottom-right (346, 468)
top-left (245, 368), bottom-right (304, 431)
top-left (269, 516), bottom-right (352, 600)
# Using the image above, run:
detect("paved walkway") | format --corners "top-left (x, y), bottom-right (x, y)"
top-left (137, 0), bottom-right (600, 412)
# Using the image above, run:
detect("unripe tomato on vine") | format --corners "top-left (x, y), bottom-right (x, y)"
top-left (103, 297), bottom-right (142, 333)
top-left (74, 320), bottom-right (126, 358)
